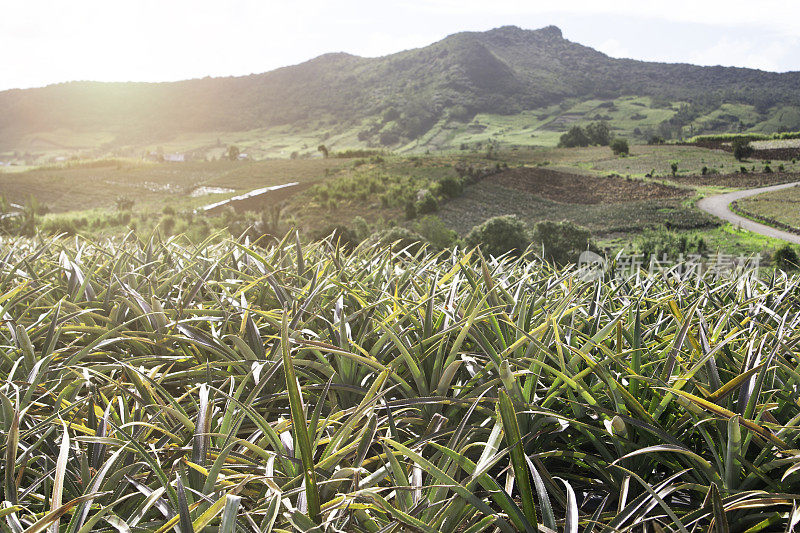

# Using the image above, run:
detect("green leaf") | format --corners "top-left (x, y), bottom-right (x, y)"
top-left (497, 389), bottom-right (538, 529)
top-left (281, 311), bottom-right (321, 522)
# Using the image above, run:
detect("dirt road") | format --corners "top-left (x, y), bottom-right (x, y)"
top-left (696, 181), bottom-right (800, 244)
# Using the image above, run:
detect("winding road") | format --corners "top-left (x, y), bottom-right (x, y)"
top-left (696, 181), bottom-right (800, 244)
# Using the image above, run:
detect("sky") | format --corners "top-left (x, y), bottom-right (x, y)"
top-left (2, 0), bottom-right (800, 91)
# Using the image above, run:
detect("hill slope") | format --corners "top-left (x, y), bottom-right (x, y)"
top-left (1, 25), bottom-right (799, 151)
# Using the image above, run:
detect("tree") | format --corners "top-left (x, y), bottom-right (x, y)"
top-left (317, 144), bottom-right (329, 158)
top-left (732, 139), bottom-right (754, 161)
top-left (532, 220), bottom-right (597, 265)
top-left (465, 215), bottom-right (530, 257)
top-left (586, 122), bottom-right (611, 146)
top-left (610, 138), bottom-right (629, 156)
top-left (226, 145), bottom-right (240, 161)
top-left (558, 126), bottom-right (590, 148)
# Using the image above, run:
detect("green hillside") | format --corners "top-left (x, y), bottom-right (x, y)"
top-left (1, 25), bottom-right (799, 157)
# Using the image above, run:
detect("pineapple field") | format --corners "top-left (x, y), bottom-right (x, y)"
top-left (0, 232), bottom-right (798, 532)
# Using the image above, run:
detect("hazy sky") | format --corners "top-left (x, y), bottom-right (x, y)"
top-left (2, 0), bottom-right (800, 91)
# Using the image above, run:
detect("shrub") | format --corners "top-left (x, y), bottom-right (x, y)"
top-left (415, 191), bottom-right (439, 215)
top-left (162, 205), bottom-right (176, 216)
top-left (701, 166), bottom-right (708, 175)
top-left (439, 175), bottom-right (464, 198)
top-left (740, 166), bottom-right (748, 174)
top-left (610, 138), bottom-right (629, 156)
top-left (670, 161), bottom-right (679, 176)
top-left (160, 215), bottom-right (176, 235)
top-left (465, 215), bottom-right (530, 257)
top-left (774, 244), bottom-right (799, 271)
top-left (647, 136), bottom-right (665, 145)
top-left (732, 139), bottom-right (754, 161)
top-left (764, 165), bottom-right (773, 173)
top-left (414, 215), bottom-right (457, 249)
top-left (638, 226), bottom-right (707, 262)
top-left (351, 216), bottom-right (370, 241)
top-left (532, 220), bottom-right (597, 265)
top-left (405, 200), bottom-right (417, 220)
top-left (40, 217), bottom-right (79, 236)
top-left (311, 224), bottom-right (359, 249)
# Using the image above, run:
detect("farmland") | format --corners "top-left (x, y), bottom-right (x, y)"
top-left (0, 157), bottom-right (348, 213)
top-left (3, 142), bottom-right (798, 261)
top-left (1, 232), bottom-right (799, 531)
top-left (734, 184), bottom-right (800, 232)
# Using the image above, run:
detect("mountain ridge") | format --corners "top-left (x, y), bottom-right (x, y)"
top-left (1, 25), bottom-right (798, 151)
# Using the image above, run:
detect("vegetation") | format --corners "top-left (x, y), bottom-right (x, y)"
top-left (8, 21), bottom-right (800, 530)
top-left (689, 131), bottom-right (800, 143)
top-left (585, 121), bottom-right (611, 146)
top-left (637, 225), bottom-right (708, 261)
top-left (415, 190), bottom-right (439, 215)
top-left (558, 125), bottom-right (591, 148)
top-left (369, 226), bottom-right (426, 250)
top-left (226, 145), bottom-right (240, 161)
top-left (413, 215), bottom-right (458, 248)
top-left (735, 186), bottom-right (800, 234)
top-left (531, 220), bottom-right (596, 265)
top-left (6, 26), bottom-right (800, 158)
top-left (774, 243), bottom-right (799, 270)
top-left (732, 138), bottom-right (754, 161)
top-left (465, 214), bottom-right (529, 256)
top-left (610, 137), bottom-right (629, 155)
top-left (558, 122), bottom-right (611, 148)
top-left (1, 232), bottom-right (799, 531)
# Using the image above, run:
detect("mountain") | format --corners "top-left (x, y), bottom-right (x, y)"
top-left (1, 25), bottom-right (799, 151)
